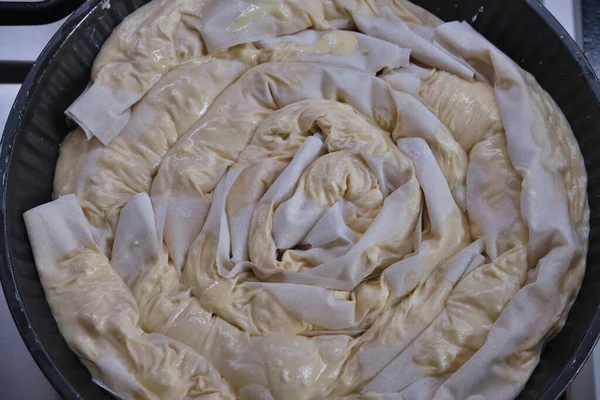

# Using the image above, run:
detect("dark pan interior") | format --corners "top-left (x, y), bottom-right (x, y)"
top-left (1, 0), bottom-right (600, 399)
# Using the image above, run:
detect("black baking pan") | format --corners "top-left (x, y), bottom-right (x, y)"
top-left (1, 0), bottom-right (599, 399)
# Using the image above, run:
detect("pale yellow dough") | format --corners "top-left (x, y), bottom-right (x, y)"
top-left (24, 1), bottom-right (588, 400)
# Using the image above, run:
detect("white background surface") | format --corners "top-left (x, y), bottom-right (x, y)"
top-left (0, 1), bottom-right (595, 399)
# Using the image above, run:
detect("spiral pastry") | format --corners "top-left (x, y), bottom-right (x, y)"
top-left (24, 1), bottom-right (589, 399)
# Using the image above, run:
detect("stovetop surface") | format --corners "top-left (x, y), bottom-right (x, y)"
top-left (0, 1), bottom-right (597, 399)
